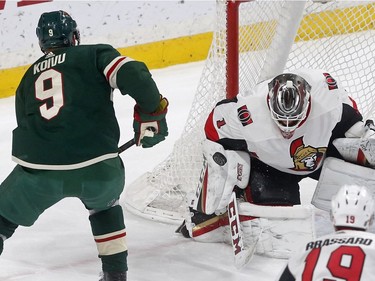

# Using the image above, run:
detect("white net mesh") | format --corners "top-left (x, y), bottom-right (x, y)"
top-left (123, 0), bottom-right (375, 223)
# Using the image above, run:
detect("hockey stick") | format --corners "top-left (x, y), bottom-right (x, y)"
top-left (118, 127), bottom-right (156, 154)
top-left (118, 139), bottom-right (136, 154)
top-left (228, 191), bottom-right (259, 269)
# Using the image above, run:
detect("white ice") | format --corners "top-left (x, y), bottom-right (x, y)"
top-left (0, 61), bottom-right (327, 281)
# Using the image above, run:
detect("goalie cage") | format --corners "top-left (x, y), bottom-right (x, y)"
top-left (123, 0), bottom-right (375, 224)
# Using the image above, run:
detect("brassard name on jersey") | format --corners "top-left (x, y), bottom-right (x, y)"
top-left (305, 236), bottom-right (373, 251)
top-left (33, 53), bottom-right (66, 75)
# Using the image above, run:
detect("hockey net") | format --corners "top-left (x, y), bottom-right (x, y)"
top-left (123, 0), bottom-right (375, 224)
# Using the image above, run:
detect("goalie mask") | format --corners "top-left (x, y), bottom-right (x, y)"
top-left (36, 10), bottom-right (80, 53)
top-left (268, 73), bottom-right (311, 139)
top-left (331, 185), bottom-right (375, 231)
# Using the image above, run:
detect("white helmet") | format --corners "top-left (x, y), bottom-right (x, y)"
top-left (331, 185), bottom-right (375, 230)
top-left (268, 73), bottom-right (311, 139)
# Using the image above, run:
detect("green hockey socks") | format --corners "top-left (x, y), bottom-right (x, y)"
top-left (89, 205), bottom-right (128, 272)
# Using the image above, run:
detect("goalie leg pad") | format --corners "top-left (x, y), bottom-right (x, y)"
top-left (182, 204), bottom-right (255, 244)
top-left (184, 199), bottom-right (315, 260)
top-left (190, 208), bottom-right (230, 243)
top-left (192, 139), bottom-right (251, 214)
top-left (180, 195), bottom-right (230, 243)
top-left (253, 216), bottom-right (315, 259)
top-left (239, 202), bottom-right (315, 258)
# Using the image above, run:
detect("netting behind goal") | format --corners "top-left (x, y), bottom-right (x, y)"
top-left (123, 0), bottom-right (375, 224)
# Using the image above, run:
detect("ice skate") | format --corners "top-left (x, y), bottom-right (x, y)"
top-left (99, 271), bottom-right (127, 281)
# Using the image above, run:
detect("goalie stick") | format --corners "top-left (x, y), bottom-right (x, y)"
top-left (228, 191), bottom-right (259, 269)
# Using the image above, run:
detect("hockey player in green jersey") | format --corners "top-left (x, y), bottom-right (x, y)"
top-left (0, 10), bottom-right (169, 281)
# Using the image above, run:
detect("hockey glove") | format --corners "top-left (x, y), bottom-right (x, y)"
top-left (133, 96), bottom-right (169, 148)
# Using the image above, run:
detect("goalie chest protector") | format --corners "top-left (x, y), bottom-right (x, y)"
top-left (209, 68), bottom-right (350, 175)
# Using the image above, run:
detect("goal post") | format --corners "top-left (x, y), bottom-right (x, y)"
top-left (223, 0), bottom-right (306, 99)
top-left (226, 0), bottom-right (240, 98)
top-left (122, 0), bottom-right (375, 224)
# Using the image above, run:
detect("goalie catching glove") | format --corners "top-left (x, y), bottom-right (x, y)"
top-left (133, 95), bottom-right (169, 148)
top-left (334, 119), bottom-right (375, 167)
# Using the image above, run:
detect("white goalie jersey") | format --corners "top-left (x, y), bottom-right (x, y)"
top-left (281, 230), bottom-right (375, 281)
top-left (204, 68), bottom-right (358, 176)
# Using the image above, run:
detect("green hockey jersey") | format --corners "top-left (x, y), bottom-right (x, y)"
top-left (12, 44), bottom-right (161, 170)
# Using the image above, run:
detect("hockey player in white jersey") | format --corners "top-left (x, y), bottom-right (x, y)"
top-left (278, 184), bottom-right (375, 281)
top-left (177, 68), bottom-right (375, 259)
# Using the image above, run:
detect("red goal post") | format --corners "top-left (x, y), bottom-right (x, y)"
top-left (123, 0), bottom-right (375, 224)
top-left (226, 0), bottom-right (242, 99)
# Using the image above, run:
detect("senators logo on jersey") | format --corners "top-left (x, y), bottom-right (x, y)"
top-left (237, 105), bottom-right (253, 126)
top-left (216, 118), bottom-right (226, 129)
top-left (290, 137), bottom-right (327, 171)
top-left (323, 72), bottom-right (338, 90)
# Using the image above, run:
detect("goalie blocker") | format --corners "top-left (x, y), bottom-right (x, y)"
top-left (312, 157), bottom-right (375, 211)
top-left (313, 121), bottom-right (375, 211)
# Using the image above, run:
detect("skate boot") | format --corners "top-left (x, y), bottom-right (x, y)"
top-left (99, 271), bottom-right (127, 281)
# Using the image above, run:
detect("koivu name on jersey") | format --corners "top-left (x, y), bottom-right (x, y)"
top-left (33, 53), bottom-right (66, 75)
top-left (305, 236), bottom-right (373, 251)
